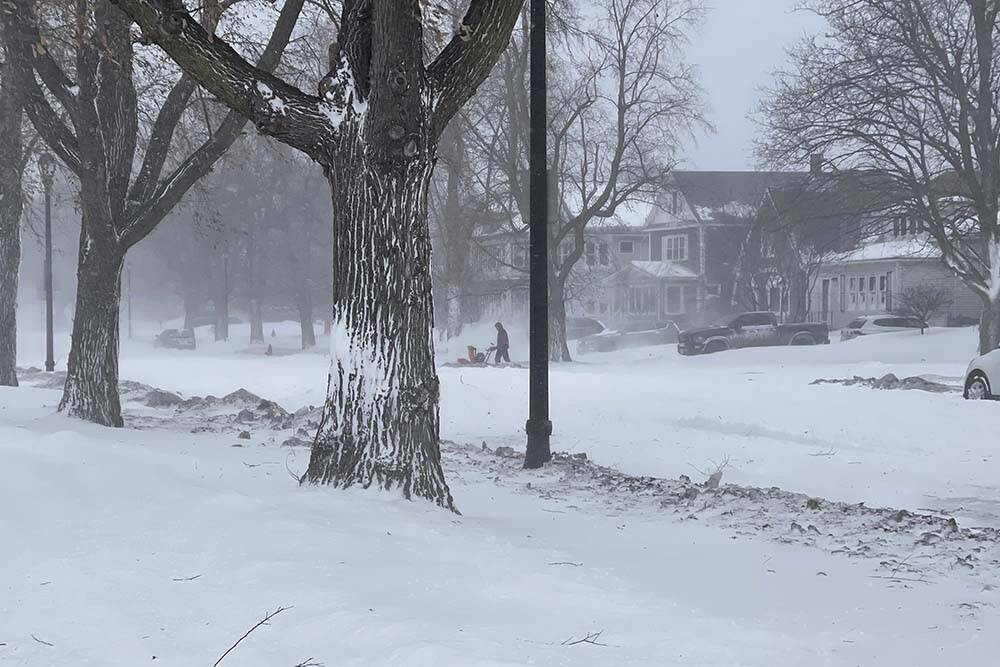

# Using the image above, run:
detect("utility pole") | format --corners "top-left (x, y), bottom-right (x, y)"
top-left (38, 153), bottom-right (55, 373)
top-left (524, 0), bottom-right (552, 469)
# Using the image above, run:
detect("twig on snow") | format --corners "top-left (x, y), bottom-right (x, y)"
top-left (548, 561), bottom-right (583, 567)
top-left (869, 575), bottom-right (932, 584)
top-left (690, 456), bottom-right (730, 488)
top-left (214, 606), bottom-right (291, 666)
top-left (172, 574), bottom-right (202, 582)
top-left (285, 451), bottom-right (304, 483)
top-left (808, 449), bottom-right (837, 457)
top-left (31, 634), bottom-right (54, 647)
top-left (561, 630), bottom-right (607, 646)
top-left (291, 660), bottom-right (323, 667)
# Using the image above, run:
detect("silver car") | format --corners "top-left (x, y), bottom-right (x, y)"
top-left (965, 349), bottom-right (1000, 400)
top-left (840, 314), bottom-right (927, 341)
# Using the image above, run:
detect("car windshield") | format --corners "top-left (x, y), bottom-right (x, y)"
top-left (846, 318), bottom-right (867, 329)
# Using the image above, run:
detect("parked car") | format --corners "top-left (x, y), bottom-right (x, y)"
top-left (154, 328), bottom-right (197, 350)
top-left (964, 348), bottom-right (1000, 400)
top-left (840, 314), bottom-right (927, 341)
top-left (677, 311), bottom-right (829, 356)
top-left (566, 317), bottom-right (606, 341)
top-left (577, 321), bottom-right (679, 354)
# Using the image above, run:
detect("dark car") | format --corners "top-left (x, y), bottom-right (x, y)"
top-left (677, 311), bottom-right (829, 355)
top-left (566, 317), bottom-right (606, 341)
top-left (154, 328), bottom-right (197, 350)
top-left (577, 320), bottom-right (680, 354)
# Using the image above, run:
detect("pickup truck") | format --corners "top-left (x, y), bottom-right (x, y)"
top-left (677, 311), bottom-right (829, 355)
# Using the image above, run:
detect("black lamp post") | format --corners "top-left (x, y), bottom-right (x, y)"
top-left (38, 153), bottom-right (56, 373)
top-left (524, 0), bottom-right (552, 469)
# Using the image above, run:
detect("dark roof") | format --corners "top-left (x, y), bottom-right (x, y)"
top-left (756, 169), bottom-right (904, 253)
top-left (671, 171), bottom-right (806, 212)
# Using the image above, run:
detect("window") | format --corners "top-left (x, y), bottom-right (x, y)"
top-left (625, 286), bottom-right (657, 314)
top-left (663, 234), bottom-right (688, 261)
top-left (665, 286), bottom-right (684, 314)
top-left (477, 246), bottom-right (501, 271)
top-left (585, 241), bottom-right (596, 267)
top-left (512, 245), bottom-right (528, 269)
top-left (598, 242), bottom-right (609, 266)
top-left (619, 240), bottom-right (635, 254)
top-left (741, 312), bottom-right (774, 327)
top-left (768, 287), bottom-right (781, 312)
top-left (894, 216), bottom-right (924, 237)
top-left (847, 318), bottom-right (867, 329)
top-left (670, 192), bottom-right (680, 215)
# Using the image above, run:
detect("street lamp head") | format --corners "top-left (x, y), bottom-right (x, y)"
top-left (37, 152), bottom-right (56, 187)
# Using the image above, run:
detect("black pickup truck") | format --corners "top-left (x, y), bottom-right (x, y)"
top-left (677, 311), bottom-right (829, 355)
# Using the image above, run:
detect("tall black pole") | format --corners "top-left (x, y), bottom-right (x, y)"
top-left (43, 177), bottom-right (54, 373)
top-left (524, 0), bottom-right (552, 469)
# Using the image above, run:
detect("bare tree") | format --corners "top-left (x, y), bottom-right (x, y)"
top-left (0, 0), bottom-right (304, 425)
top-left (110, 0), bottom-right (524, 507)
top-left (759, 0), bottom-right (1000, 353)
top-left (0, 49), bottom-right (26, 386)
top-left (468, 0), bottom-right (705, 360)
top-left (892, 284), bottom-right (952, 332)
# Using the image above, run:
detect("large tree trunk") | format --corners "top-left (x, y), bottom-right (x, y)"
top-left (305, 138), bottom-right (454, 510)
top-left (0, 59), bottom-right (23, 387)
top-left (0, 185), bottom-right (19, 388)
top-left (59, 228), bottom-right (125, 427)
top-left (549, 273), bottom-right (571, 362)
top-left (979, 296), bottom-right (1000, 354)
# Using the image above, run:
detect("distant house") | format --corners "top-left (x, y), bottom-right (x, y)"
top-left (808, 230), bottom-right (982, 330)
top-left (741, 166), bottom-right (982, 329)
top-left (592, 171), bottom-right (804, 327)
top-left (460, 226), bottom-right (649, 324)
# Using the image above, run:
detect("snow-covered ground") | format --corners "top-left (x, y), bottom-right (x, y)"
top-left (3, 321), bottom-right (1000, 665)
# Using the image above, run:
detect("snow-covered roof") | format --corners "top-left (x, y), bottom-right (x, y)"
top-left (628, 261), bottom-right (699, 280)
top-left (829, 238), bottom-right (940, 264)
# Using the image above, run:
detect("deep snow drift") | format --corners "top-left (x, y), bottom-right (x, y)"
top-left (3, 322), bottom-right (999, 665)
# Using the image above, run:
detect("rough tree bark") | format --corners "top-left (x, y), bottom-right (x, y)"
top-left (60, 224), bottom-right (125, 425)
top-left (1, 0), bottom-right (304, 425)
top-left (0, 56), bottom-right (24, 387)
top-left (548, 272), bottom-right (571, 361)
top-left (109, 0), bottom-right (524, 505)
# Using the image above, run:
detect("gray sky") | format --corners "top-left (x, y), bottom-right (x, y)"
top-left (683, 0), bottom-right (825, 171)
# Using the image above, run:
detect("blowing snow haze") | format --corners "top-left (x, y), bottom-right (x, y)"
top-left (2, 1), bottom-right (999, 665)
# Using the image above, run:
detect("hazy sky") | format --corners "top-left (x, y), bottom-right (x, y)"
top-left (683, 0), bottom-right (826, 171)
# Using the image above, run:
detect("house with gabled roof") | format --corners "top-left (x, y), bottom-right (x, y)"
top-left (740, 164), bottom-right (982, 329)
top-left (589, 170), bottom-right (805, 327)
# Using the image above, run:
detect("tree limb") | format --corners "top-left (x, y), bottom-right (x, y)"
top-left (427, 0), bottom-right (525, 139)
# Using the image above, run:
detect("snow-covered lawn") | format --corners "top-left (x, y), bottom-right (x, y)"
top-left (3, 322), bottom-right (999, 665)
top-left (442, 325), bottom-right (1000, 528)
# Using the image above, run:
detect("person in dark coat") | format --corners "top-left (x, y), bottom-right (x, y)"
top-left (494, 322), bottom-right (511, 364)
